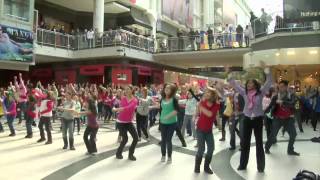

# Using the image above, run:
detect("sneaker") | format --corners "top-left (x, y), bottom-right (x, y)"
top-left (91, 152), bottom-right (97, 156)
top-left (85, 152), bottom-right (91, 155)
top-left (229, 147), bottom-right (236, 151)
top-left (237, 166), bottom-right (246, 171)
top-left (265, 148), bottom-right (270, 154)
top-left (25, 134), bottom-right (33, 138)
top-left (70, 146), bottom-right (76, 150)
top-left (167, 157), bottom-right (172, 164)
top-left (161, 156), bottom-right (166, 162)
top-left (288, 151), bottom-right (300, 156)
top-left (45, 141), bottom-right (52, 145)
top-left (128, 155), bottom-right (136, 161)
top-left (116, 154), bottom-right (123, 159)
top-left (37, 138), bottom-right (46, 143)
top-left (9, 133), bottom-right (16, 137)
top-left (182, 143), bottom-right (187, 147)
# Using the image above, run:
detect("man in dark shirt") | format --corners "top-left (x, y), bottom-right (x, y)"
top-left (207, 27), bottom-right (213, 49)
top-left (265, 80), bottom-right (300, 156)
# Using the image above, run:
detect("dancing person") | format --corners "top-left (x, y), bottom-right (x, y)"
top-left (220, 93), bottom-right (233, 141)
top-left (79, 98), bottom-right (99, 155)
top-left (4, 92), bottom-right (17, 137)
top-left (181, 91), bottom-right (198, 138)
top-left (227, 61), bottom-right (272, 173)
top-left (136, 87), bottom-right (152, 141)
top-left (265, 80), bottom-right (300, 156)
top-left (73, 95), bottom-right (81, 135)
top-left (38, 91), bottom-right (54, 144)
top-left (263, 88), bottom-right (275, 143)
top-left (194, 87), bottom-right (220, 174)
top-left (14, 73), bottom-right (27, 124)
top-left (159, 84), bottom-right (180, 163)
top-left (229, 92), bottom-right (245, 150)
top-left (25, 94), bottom-right (36, 138)
top-left (58, 92), bottom-right (76, 150)
top-left (113, 85), bottom-right (138, 161)
top-left (0, 88), bottom-right (5, 133)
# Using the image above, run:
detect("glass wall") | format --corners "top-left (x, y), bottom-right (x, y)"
top-left (3, 0), bottom-right (31, 22)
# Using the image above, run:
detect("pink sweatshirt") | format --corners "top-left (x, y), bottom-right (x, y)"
top-left (15, 77), bottom-right (27, 103)
top-left (117, 96), bottom-right (138, 123)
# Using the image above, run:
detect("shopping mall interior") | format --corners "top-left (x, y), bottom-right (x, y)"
top-left (0, 0), bottom-right (319, 180)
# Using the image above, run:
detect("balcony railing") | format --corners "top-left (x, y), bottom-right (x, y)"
top-left (156, 33), bottom-right (249, 53)
top-left (252, 12), bottom-right (320, 38)
top-left (36, 28), bottom-right (155, 53)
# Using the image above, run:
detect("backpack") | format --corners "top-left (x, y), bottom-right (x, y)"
top-left (294, 170), bottom-right (320, 180)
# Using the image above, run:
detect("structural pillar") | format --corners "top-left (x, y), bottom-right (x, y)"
top-left (93, 0), bottom-right (104, 34)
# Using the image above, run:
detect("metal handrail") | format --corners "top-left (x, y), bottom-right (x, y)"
top-left (36, 28), bottom-right (155, 53)
top-left (251, 11), bottom-right (320, 38)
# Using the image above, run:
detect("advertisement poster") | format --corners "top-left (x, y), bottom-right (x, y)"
top-left (0, 24), bottom-right (34, 62)
top-left (162, 0), bottom-right (194, 27)
top-left (284, 0), bottom-right (320, 22)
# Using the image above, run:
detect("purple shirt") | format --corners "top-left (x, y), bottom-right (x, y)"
top-left (228, 72), bottom-right (272, 118)
top-left (87, 113), bottom-right (98, 128)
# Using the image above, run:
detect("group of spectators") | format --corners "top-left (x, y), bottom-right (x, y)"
top-left (37, 21), bottom-right (154, 51)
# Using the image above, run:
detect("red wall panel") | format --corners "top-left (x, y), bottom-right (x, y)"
top-left (55, 70), bottom-right (76, 84)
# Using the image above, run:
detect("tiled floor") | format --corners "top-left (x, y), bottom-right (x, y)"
top-left (0, 119), bottom-right (319, 180)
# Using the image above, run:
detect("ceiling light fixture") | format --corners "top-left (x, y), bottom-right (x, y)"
top-left (275, 52), bottom-right (280, 56)
top-left (309, 50), bottom-right (318, 55)
top-left (287, 51), bottom-right (295, 55)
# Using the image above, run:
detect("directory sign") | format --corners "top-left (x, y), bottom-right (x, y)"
top-left (0, 24), bottom-right (34, 62)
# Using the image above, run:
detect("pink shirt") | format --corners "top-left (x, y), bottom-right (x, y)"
top-left (117, 97), bottom-right (138, 123)
top-left (15, 77), bottom-right (27, 103)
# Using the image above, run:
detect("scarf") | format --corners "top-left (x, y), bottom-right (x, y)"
top-left (248, 90), bottom-right (257, 110)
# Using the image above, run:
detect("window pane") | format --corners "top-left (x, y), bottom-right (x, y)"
top-left (3, 0), bottom-right (30, 22)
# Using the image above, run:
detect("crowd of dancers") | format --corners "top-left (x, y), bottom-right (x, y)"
top-left (0, 63), bottom-right (320, 175)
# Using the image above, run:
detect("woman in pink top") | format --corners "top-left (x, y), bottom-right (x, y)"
top-left (113, 85), bottom-right (138, 161)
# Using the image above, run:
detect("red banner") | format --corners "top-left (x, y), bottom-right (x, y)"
top-left (31, 68), bottom-right (53, 78)
top-left (55, 70), bottom-right (76, 84)
top-left (79, 65), bottom-right (104, 76)
top-left (138, 68), bottom-right (152, 76)
top-left (112, 69), bottom-right (132, 84)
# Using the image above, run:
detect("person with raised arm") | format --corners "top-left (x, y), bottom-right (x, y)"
top-left (14, 73), bottom-right (27, 124)
top-left (113, 85), bottom-right (138, 161)
top-left (194, 87), bottom-right (220, 174)
top-left (226, 61), bottom-right (272, 173)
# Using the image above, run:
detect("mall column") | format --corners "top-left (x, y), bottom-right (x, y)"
top-left (93, 0), bottom-right (104, 35)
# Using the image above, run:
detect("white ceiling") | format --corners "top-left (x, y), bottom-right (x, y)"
top-left (45, 0), bottom-right (130, 13)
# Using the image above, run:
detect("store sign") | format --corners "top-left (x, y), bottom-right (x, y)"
top-left (284, 0), bottom-right (320, 21)
top-left (138, 68), bottom-right (152, 76)
top-left (31, 68), bottom-right (53, 78)
top-left (189, 67), bottom-right (243, 72)
top-left (0, 24), bottom-right (33, 62)
top-left (112, 69), bottom-right (132, 84)
top-left (79, 65), bottom-right (104, 76)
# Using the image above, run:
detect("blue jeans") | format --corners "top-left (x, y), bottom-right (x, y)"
top-left (17, 102), bottom-right (27, 122)
top-left (7, 115), bottom-right (15, 134)
top-left (62, 119), bottom-right (74, 139)
top-left (197, 130), bottom-right (215, 158)
top-left (26, 115), bottom-right (33, 135)
top-left (160, 123), bottom-right (177, 157)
